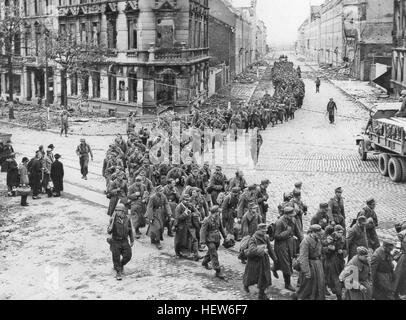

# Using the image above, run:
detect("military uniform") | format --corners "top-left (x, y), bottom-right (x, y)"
top-left (146, 191), bottom-right (172, 248)
top-left (127, 180), bottom-right (148, 236)
top-left (107, 208), bottom-right (134, 279)
top-left (200, 211), bottom-right (227, 274)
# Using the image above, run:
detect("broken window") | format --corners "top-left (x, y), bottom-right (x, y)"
top-left (107, 17), bottom-right (117, 49)
top-left (70, 73), bottom-right (78, 96)
top-left (92, 72), bottom-right (100, 98)
top-left (157, 73), bottom-right (175, 105)
top-left (156, 19), bottom-right (174, 48)
top-left (127, 19), bottom-right (138, 49)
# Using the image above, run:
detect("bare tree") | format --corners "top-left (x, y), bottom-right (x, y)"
top-left (0, 1), bottom-right (24, 102)
top-left (47, 32), bottom-right (108, 107)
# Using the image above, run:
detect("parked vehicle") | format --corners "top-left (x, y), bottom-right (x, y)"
top-left (356, 107), bottom-right (406, 183)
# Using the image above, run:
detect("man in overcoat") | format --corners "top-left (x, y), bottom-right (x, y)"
top-left (50, 154), bottom-right (64, 197)
top-left (146, 185), bottom-right (172, 250)
top-left (243, 223), bottom-right (278, 300)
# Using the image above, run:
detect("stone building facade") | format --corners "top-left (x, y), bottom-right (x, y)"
top-left (392, 0), bottom-right (406, 96)
top-left (0, 0), bottom-right (60, 104)
top-left (298, 0), bottom-right (393, 81)
top-left (1, 0), bottom-right (211, 114)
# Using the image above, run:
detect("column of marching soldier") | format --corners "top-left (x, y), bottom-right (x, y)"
top-left (103, 57), bottom-right (406, 300)
top-left (103, 128), bottom-right (406, 301)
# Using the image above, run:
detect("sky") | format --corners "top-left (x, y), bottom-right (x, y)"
top-left (257, 0), bottom-right (325, 47)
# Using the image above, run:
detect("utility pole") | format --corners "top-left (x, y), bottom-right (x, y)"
top-left (43, 25), bottom-right (50, 109)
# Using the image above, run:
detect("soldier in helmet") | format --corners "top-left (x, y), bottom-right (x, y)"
top-left (200, 205), bottom-right (227, 279)
top-left (107, 204), bottom-right (134, 281)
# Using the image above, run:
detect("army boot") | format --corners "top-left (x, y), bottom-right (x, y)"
top-left (215, 268), bottom-right (226, 280)
top-left (258, 290), bottom-right (269, 300)
top-left (284, 274), bottom-right (295, 292)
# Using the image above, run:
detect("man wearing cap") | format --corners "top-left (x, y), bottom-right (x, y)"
top-left (221, 187), bottom-right (240, 235)
top-left (293, 181), bottom-right (302, 195)
top-left (326, 98), bottom-right (337, 124)
top-left (243, 223), bottom-right (278, 300)
top-left (18, 157), bottom-right (30, 206)
top-left (185, 167), bottom-right (205, 192)
top-left (50, 154), bottom-right (64, 197)
top-left (274, 207), bottom-right (302, 291)
top-left (207, 166), bottom-right (228, 205)
top-left (371, 240), bottom-right (396, 300)
top-left (200, 205), bottom-right (227, 279)
top-left (295, 225), bottom-right (326, 300)
top-left (76, 138), bottom-right (93, 180)
top-left (227, 171), bottom-right (247, 192)
top-left (241, 203), bottom-right (262, 238)
top-left (323, 225), bottom-right (347, 300)
top-left (146, 186), bottom-right (172, 250)
top-left (128, 176), bottom-right (149, 238)
top-left (106, 172), bottom-right (128, 217)
top-left (288, 190), bottom-right (307, 235)
top-left (29, 150), bottom-right (43, 200)
top-left (346, 216), bottom-right (369, 260)
top-left (339, 246), bottom-right (372, 300)
top-left (60, 108), bottom-right (70, 137)
top-left (47, 144), bottom-right (55, 163)
top-left (42, 148), bottom-right (54, 197)
top-left (358, 198), bottom-right (378, 227)
top-left (394, 222), bottom-right (406, 299)
top-left (311, 203), bottom-right (330, 230)
top-left (174, 195), bottom-right (201, 260)
top-left (107, 204), bottom-right (134, 281)
top-left (237, 184), bottom-right (258, 219)
top-left (327, 187), bottom-right (346, 230)
top-left (257, 180), bottom-right (270, 223)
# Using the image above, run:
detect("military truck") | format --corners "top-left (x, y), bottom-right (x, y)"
top-left (356, 106), bottom-right (406, 183)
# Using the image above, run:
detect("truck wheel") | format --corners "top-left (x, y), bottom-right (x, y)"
top-left (388, 158), bottom-right (403, 183)
top-left (399, 158), bottom-right (406, 182)
top-left (358, 141), bottom-right (367, 161)
top-left (378, 154), bottom-right (390, 177)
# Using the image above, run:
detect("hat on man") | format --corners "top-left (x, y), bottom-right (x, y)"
top-left (182, 194), bottom-right (191, 201)
top-left (231, 187), bottom-right (241, 194)
top-left (334, 225), bottom-right (344, 232)
top-left (258, 223), bottom-right (267, 231)
top-left (80, 138), bottom-right (86, 142)
top-left (22, 157), bottom-right (29, 163)
top-left (366, 198), bottom-right (375, 205)
top-left (211, 205), bottom-right (220, 214)
top-left (284, 207), bottom-right (295, 215)
top-left (357, 216), bottom-right (367, 223)
top-left (320, 203), bottom-right (329, 209)
top-left (135, 176), bottom-right (142, 181)
top-left (115, 204), bottom-right (126, 212)
top-left (248, 184), bottom-right (257, 191)
top-left (215, 165), bottom-right (222, 170)
top-left (309, 224), bottom-right (322, 233)
top-left (48, 144), bottom-right (55, 149)
top-left (335, 187), bottom-right (343, 193)
top-left (261, 179), bottom-right (270, 186)
top-left (54, 154), bottom-right (61, 160)
top-left (383, 239), bottom-right (396, 247)
top-left (294, 181), bottom-right (303, 188)
top-left (155, 185), bottom-right (163, 192)
top-left (357, 246), bottom-right (369, 256)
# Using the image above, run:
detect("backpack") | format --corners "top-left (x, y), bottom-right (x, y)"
top-left (239, 235), bottom-right (251, 253)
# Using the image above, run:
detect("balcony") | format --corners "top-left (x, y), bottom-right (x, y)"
top-left (123, 45), bottom-right (210, 65)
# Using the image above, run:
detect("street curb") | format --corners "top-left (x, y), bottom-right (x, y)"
top-left (303, 61), bottom-right (374, 113)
